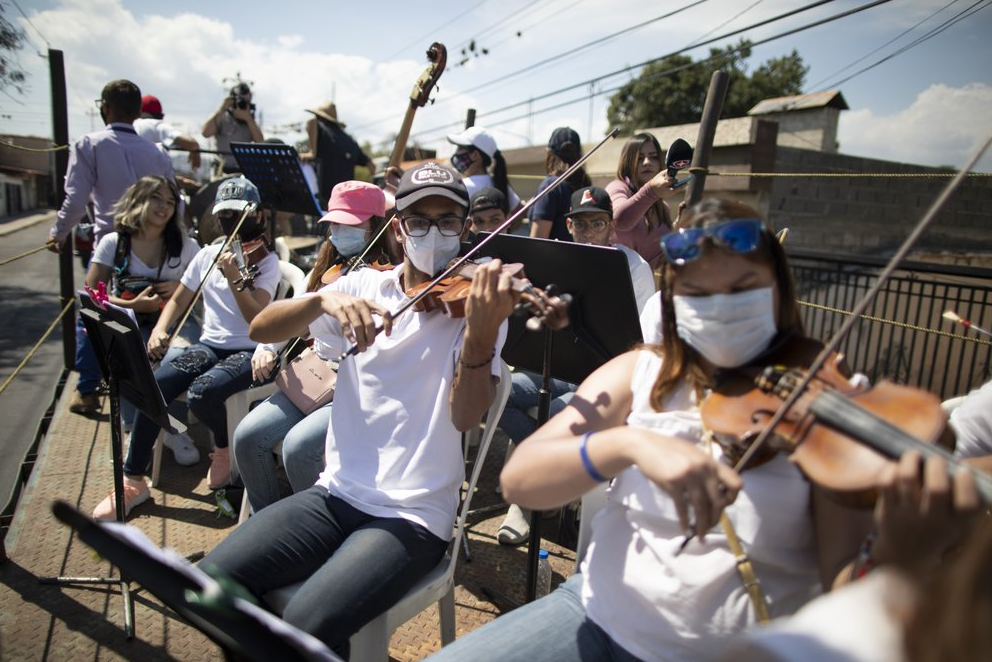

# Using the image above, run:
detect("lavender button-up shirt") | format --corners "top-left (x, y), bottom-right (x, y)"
top-left (49, 122), bottom-right (175, 244)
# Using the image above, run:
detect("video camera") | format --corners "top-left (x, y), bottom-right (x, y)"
top-left (229, 83), bottom-right (255, 114)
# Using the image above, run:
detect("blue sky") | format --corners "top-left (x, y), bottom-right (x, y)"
top-left (5, 0), bottom-right (992, 169)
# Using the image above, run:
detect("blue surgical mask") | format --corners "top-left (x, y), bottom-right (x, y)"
top-left (330, 225), bottom-right (368, 257)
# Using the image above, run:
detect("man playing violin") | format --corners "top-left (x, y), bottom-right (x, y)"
top-left (201, 162), bottom-right (552, 657)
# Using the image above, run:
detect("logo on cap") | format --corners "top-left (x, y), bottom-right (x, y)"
top-left (411, 162), bottom-right (455, 185)
top-left (580, 189), bottom-right (595, 206)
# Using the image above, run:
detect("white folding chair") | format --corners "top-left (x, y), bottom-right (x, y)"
top-left (264, 360), bottom-right (513, 660)
top-left (575, 481), bottom-right (609, 569)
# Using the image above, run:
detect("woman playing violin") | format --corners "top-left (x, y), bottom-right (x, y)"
top-left (426, 199), bottom-right (874, 662)
top-left (235, 181), bottom-right (391, 514)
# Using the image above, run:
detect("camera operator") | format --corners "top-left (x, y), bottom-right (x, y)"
top-left (201, 82), bottom-right (264, 175)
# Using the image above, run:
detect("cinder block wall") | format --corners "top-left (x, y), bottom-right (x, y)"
top-left (763, 147), bottom-right (991, 256)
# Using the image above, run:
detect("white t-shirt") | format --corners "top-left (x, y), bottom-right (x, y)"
top-left (463, 173), bottom-right (522, 210)
top-left (950, 379), bottom-right (992, 459)
top-left (179, 244), bottom-right (280, 350)
top-left (134, 117), bottom-right (182, 149)
top-left (92, 231), bottom-right (200, 282)
top-left (639, 290), bottom-right (663, 344)
top-left (581, 350), bottom-right (821, 662)
top-left (309, 265), bottom-right (507, 540)
top-left (614, 243), bottom-right (657, 315)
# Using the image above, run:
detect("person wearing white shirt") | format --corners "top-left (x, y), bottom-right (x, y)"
top-left (201, 162), bottom-right (566, 657)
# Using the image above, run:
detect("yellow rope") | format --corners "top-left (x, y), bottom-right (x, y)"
top-left (0, 140), bottom-right (69, 153)
top-left (797, 300), bottom-right (992, 347)
top-left (0, 299), bottom-right (76, 399)
top-left (705, 171), bottom-right (990, 178)
top-left (0, 245), bottom-right (48, 268)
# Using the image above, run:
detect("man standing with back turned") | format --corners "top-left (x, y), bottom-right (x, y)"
top-left (47, 79), bottom-right (175, 414)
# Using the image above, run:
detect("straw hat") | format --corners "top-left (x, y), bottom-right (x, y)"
top-left (305, 102), bottom-right (345, 127)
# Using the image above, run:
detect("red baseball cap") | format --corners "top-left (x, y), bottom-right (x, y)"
top-left (141, 95), bottom-right (163, 115)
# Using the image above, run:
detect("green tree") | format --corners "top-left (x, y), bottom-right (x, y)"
top-left (606, 40), bottom-right (807, 134)
top-left (0, 5), bottom-right (29, 95)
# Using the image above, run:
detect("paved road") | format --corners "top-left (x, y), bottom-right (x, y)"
top-left (0, 213), bottom-right (87, 511)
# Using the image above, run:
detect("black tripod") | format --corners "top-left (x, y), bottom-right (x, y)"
top-left (40, 293), bottom-right (185, 638)
top-left (475, 233), bottom-right (643, 604)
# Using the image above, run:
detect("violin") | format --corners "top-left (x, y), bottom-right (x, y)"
top-left (321, 255), bottom-right (394, 286)
top-left (229, 235), bottom-right (270, 292)
top-left (404, 259), bottom-right (569, 331)
top-left (699, 334), bottom-right (992, 505)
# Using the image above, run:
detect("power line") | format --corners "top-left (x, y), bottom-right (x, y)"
top-left (11, 0), bottom-right (50, 52)
top-left (808, 0), bottom-right (965, 90)
top-left (382, 0), bottom-right (493, 61)
top-left (355, 0), bottom-right (846, 141)
top-left (684, 0), bottom-right (767, 47)
top-left (814, 0), bottom-right (992, 91)
top-left (408, 0), bottom-right (897, 143)
top-left (458, 0), bottom-right (712, 95)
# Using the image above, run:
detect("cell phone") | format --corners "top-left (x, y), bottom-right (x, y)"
top-left (672, 174), bottom-right (694, 189)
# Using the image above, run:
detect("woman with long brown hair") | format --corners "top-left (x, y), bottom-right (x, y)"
top-left (607, 132), bottom-right (679, 269)
top-left (426, 198), bottom-right (873, 662)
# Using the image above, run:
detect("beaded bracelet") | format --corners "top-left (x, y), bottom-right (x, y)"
top-left (580, 432), bottom-right (608, 482)
top-left (459, 347), bottom-right (495, 370)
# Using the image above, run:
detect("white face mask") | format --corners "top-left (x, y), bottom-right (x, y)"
top-left (330, 224), bottom-right (367, 257)
top-left (403, 226), bottom-right (460, 276)
top-left (673, 287), bottom-right (778, 368)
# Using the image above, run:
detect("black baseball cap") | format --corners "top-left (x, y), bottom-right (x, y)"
top-left (394, 161), bottom-right (469, 212)
top-left (470, 187), bottom-right (508, 214)
top-left (548, 127), bottom-right (581, 159)
top-left (570, 186), bottom-right (613, 216)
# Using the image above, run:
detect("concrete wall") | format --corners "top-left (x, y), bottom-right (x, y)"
top-left (763, 146), bottom-right (992, 259)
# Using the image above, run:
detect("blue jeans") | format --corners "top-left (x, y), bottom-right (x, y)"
top-left (425, 574), bottom-right (643, 662)
top-left (498, 370), bottom-right (577, 444)
top-left (119, 321), bottom-right (200, 429)
top-left (122, 343), bottom-right (253, 476)
top-left (233, 390), bottom-right (331, 512)
top-left (201, 485), bottom-right (448, 658)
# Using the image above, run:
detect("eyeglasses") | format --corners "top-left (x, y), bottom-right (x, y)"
top-left (569, 217), bottom-right (609, 233)
top-left (94, 98), bottom-right (104, 109)
top-left (400, 214), bottom-right (466, 237)
top-left (660, 218), bottom-right (764, 265)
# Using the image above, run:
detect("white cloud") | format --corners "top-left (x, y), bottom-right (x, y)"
top-left (839, 83), bottom-right (992, 171)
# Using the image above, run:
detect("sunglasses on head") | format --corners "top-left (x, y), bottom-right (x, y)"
top-left (659, 218), bottom-right (764, 265)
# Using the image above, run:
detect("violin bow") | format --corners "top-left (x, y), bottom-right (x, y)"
top-left (166, 202), bottom-right (258, 345)
top-left (943, 310), bottom-right (992, 338)
top-left (336, 127), bottom-right (621, 361)
top-left (732, 130), bottom-right (992, 474)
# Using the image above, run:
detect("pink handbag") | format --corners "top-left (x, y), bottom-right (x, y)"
top-left (275, 346), bottom-right (337, 415)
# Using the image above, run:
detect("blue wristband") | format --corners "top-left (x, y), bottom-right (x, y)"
top-left (580, 432), bottom-right (608, 482)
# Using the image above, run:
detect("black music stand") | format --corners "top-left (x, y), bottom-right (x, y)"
top-left (230, 142), bottom-right (324, 240)
top-left (475, 234), bottom-right (642, 603)
top-left (40, 292), bottom-right (185, 638)
top-left (50, 500), bottom-right (343, 661)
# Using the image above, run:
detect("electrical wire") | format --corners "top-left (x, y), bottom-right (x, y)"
top-left (409, 0), bottom-right (895, 143)
top-left (458, 0), bottom-right (712, 94)
top-left (806, 0), bottom-right (964, 90)
top-left (814, 0), bottom-right (991, 91)
top-left (381, 0), bottom-right (494, 61)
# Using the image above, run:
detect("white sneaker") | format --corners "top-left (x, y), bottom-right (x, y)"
top-left (163, 431), bottom-right (200, 466)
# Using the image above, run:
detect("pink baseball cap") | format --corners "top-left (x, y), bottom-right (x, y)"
top-left (319, 181), bottom-right (387, 225)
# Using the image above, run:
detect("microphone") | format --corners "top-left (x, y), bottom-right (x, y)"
top-left (665, 138), bottom-right (694, 189)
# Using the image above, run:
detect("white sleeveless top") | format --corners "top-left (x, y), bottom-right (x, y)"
top-left (580, 351), bottom-right (821, 662)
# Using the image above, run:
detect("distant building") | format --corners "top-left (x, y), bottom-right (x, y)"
top-left (747, 90), bottom-right (848, 154)
top-left (0, 134), bottom-right (53, 217)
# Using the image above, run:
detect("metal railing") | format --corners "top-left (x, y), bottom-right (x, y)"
top-left (789, 250), bottom-right (992, 400)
